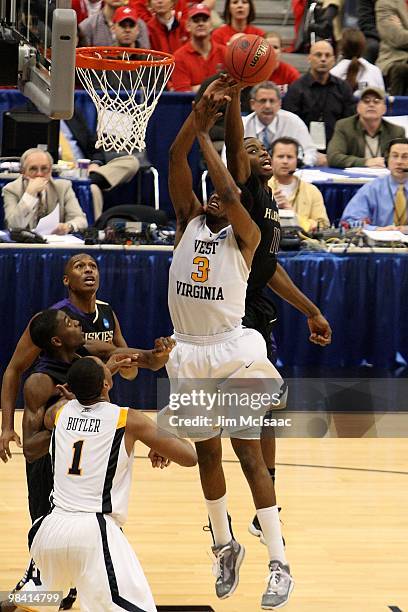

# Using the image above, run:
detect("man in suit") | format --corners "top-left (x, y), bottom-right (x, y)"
top-left (376, 0), bottom-right (408, 95)
top-left (327, 87), bottom-right (405, 168)
top-left (2, 148), bottom-right (88, 234)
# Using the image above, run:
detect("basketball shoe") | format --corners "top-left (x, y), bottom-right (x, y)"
top-left (248, 508), bottom-right (285, 546)
top-left (261, 560), bottom-right (294, 609)
top-left (211, 539), bottom-right (245, 599)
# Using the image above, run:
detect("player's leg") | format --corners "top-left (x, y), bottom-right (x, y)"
top-left (243, 304), bottom-right (281, 541)
top-left (11, 456), bottom-right (54, 593)
top-left (20, 457), bottom-right (77, 611)
top-left (230, 437), bottom-right (293, 609)
top-left (195, 437), bottom-right (245, 600)
top-left (76, 514), bottom-right (156, 612)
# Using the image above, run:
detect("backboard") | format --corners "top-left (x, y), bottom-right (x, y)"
top-left (0, 0), bottom-right (76, 118)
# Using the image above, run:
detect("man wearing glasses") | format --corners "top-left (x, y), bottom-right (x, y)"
top-left (222, 81), bottom-right (323, 166)
top-left (2, 148), bottom-right (88, 235)
top-left (327, 87), bottom-right (405, 168)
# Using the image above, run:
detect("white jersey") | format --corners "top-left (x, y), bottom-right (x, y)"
top-left (51, 399), bottom-right (133, 527)
top-left (169, 215), bottom-right (249, 336)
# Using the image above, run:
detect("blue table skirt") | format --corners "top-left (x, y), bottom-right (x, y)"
top-left (1, 247), bottom-right (407, 408)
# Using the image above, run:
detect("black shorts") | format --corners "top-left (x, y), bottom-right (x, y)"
top-left (243, 292), bottom-right (278, 364)
top-left (25, 454), bottom-right (53, 523)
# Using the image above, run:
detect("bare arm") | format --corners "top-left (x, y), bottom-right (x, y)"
top-left (0, 324), bottom-right (41, 462)
top-left (168, 109), bottom-right (202, 241)
top-left (22, 374), bottom-right (56, 463)
top-left (195, 94), bottom-right (260, 268)
top-left (224, 85), bottom-right (251, 184)
top-left (269, 263), bottom-right (332, 346)
top-left (125, 410), bottom-right (197, 467)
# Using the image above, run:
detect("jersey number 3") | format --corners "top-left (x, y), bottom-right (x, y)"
top-left (68, 440), bottom-right (84, 476)
top-left (191, 256), bottom-right (209, 283)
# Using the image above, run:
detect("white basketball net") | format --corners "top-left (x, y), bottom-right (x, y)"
top-left (76, 51), bottom-right (174, 154)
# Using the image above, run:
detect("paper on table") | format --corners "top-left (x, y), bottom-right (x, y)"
top-left (345, 167), bottom-right (390, 176)
top-left (44, 234), bottom-right (85, 244)
top-left (294, 169), bottom-right (347, 182)
top-left (35, 204), bottom-right (60, 235)
top-left (363, 229), bottom-right (408, 243)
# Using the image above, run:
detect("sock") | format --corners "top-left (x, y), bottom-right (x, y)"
top-left (268, 467), bottom-right (276, 484)
top-left (205, 494), bottom-right (232, 547)
top-left (257, 505), bottom-right (287, 565)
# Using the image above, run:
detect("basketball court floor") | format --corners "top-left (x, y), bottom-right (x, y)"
top-left (0, 413), bottom-right (406, 612)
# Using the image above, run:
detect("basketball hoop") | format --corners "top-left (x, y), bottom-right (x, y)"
top-left (76, 47), bottom-right (175, 154)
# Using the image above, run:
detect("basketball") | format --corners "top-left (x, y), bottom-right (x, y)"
top-left (225, 34), bottom-right (277, 85)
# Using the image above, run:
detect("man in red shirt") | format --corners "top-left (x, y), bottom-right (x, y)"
top-left (265, 31), bottom-right (300, 95)
top-left (147, 0), bottom-right (189, 54)
top-left (172, 4), bottom-right (226, 92)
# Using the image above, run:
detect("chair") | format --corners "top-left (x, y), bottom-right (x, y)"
top-left (94, 204), bottom-right (168, 229)
top-left (134, 150), bottom-right (160, 210)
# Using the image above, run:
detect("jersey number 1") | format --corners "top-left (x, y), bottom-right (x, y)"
top-left (68, 440), bottom-right (84, 476)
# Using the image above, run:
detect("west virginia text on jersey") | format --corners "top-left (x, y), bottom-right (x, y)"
top-left (169, 216), bottom-right (249, 336)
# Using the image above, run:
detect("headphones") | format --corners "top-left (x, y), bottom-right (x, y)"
top-left (270, 137), bottom-right (304, 169)
top-left (384, 137), bottom-right (408, 166)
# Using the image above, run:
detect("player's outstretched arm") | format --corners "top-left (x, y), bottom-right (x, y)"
top-left (268, 263), bottom-right (332, 346)
top-left (194, 94), bottom-right (260, 268)
top-left (0, 324), bottom-right (41, 462)
top-left (168, 109), bottom-right (202, 242)
top-left (22, 374), bottom-right (57, 463)
top-left (126, 411), bottom-right (197, 467)
top-left (224, 81), bottom-right (251, 184)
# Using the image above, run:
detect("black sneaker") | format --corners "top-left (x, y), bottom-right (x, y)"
top-left (14, 559), bottom-right (35, 591)
top-left (248, 508), bottom-right (285, 547)
top-left (203, 512), bottom-right (235, 546)
top-left (59, 588), bottom-right (77, 610)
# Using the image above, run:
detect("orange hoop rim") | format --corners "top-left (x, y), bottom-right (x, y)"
top-left (76, 46), bottom-right (175, 71)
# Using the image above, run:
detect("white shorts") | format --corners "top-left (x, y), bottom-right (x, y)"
top-left (25, 508), bottom-right (156, 612)
top-left (161, 326), bottom-right (287, 440)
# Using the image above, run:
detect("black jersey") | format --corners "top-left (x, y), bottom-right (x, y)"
top-left (245, 172), bottom-right (281, 296)
top-left (25, 356), bottom-right (76, 523)
top-left (51, 298), bottom-right (116, 344)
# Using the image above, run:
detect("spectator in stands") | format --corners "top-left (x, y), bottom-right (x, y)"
top-left (129, 0), bottom-right (221, 29)
top-left (376, 0), bottom-right (408, 96)
top-left (2, 148), bottom-right (88, 234)
top-left (222, 81), bottom-right (325, 166)
top-left (341, 138), bottom-right (408, 229)
top-left (310, 0), bottom-right (344, 48)
top-left (357, 0), bottom-right (380, 64)
top-left (283, 40), bottom-right (356, 150)
top-left (72, 0), bottom-right (102, 25)
top-left (79, 0), bottom-right (150, 49)
top-left (268, 137), bottom-right (330, 231)
top-left (330, 28), bottom-right (385, 96)
top-left (265, 31), bottom-right (300, 94)
top-left (111, 6), bottom-right (145, 48)
top-left (147, 0), bottom-right (189, 54)
top-left (211, 0), bottom-right (264, 46)
top-left (327, 87), bottom-right (405, 168)
top-left (172, 4), bottom-right (225, 92)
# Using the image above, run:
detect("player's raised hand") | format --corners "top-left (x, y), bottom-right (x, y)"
top-left (148, 449), bottom-right (171, 469)
top-left (193, 94), bottom-right (226, 134)
top-left (0, 429), bottom-right (22, 463)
